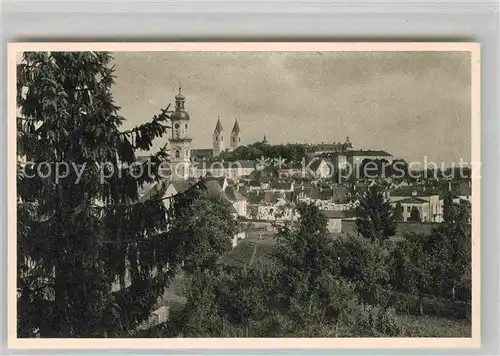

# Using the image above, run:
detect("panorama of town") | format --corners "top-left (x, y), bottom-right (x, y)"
top-left (16, 52), bottom-right (472, 339)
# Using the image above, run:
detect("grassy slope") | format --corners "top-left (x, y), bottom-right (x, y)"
top-left (397, 314), bottom-right (471, 337)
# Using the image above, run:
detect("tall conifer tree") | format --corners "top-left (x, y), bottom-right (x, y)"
top-left (17, 52), bottom-right (189, 337)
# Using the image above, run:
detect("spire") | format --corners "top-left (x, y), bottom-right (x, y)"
top-left (175, 83), bottom-right (185, 111)
top-left (262, 135), bottom-right (268, 144)
top-left (214, 116), bottom-right (223, 134)
top-left (231, 118), bottom-right (240, 134)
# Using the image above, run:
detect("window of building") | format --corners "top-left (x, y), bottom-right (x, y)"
top-left (174, 123), bottom-right (180, 129)
top-left (175, 150), bottom-right (180, 158)
top-left (185, 124), bottom-right (188, 129)
top-left (221, 136), bottom-right (223, 141)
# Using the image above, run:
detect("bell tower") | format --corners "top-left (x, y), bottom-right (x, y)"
top-left (168, 86), bottom-right (192, 179)
top-left (213, 117), bottom-right (224, 157)
top-left (229, 118), bottom-right (241, 152)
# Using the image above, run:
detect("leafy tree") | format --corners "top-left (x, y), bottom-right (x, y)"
top-left (436, 200), bottom-right (471, 302)
top-left (335, 234), bottom-right (390, 306)
top-left (216, 267), bottom-right (272, 337)
top-left (394, 201), bottom-right (404, 222)
top-left (166, 269), bottom-right (225, 337)
top-left (16, 52), bottom-right (186, 337)
top-left (409, 206), bottom-right (421, 222)
top-left (390, 233), bottom-right (433, 315)
top-left (271, 203), bottom-right (345, 333)
top-left (166, 186), bottom-right (237, 274)
top-left (442, 190), bottom-right (455, 223)
top-left (355, 184), bottom-right (397, 242)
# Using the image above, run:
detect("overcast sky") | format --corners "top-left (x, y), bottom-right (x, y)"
top-left (111, 51), bottom-right (469, 164)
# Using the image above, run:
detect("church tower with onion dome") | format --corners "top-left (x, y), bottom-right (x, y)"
top-left (213, 117), bottom-right (224, 157)
top-left (168, 87), bottom-right (192, 179)
top-left (229, 118), bottom-right (241, 152)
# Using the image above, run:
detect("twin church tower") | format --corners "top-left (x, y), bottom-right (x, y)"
top-left (168, 88), bottom-right (242, 177)
top-left (213, 116), bottom-right (241, 157)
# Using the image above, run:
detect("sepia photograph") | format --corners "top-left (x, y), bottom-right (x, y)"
top-left (8, 43), bottom-right (480, 349)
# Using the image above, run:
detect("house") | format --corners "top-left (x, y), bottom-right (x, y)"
top-left (321, 209), bottom-right (358, 233)
top-left (222, 185), bottom-right (248, 218)
top-left (391, 197), bottom-right (430, 222)
top-left (247, 191), bottom-right (297, 221)
top-left (389, 187), bottom-right (440, 222)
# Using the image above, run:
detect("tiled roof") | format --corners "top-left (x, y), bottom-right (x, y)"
top-left (224, 186), bottom-right (247, 202)
top-left (247, 192), bottom-right (264, 204)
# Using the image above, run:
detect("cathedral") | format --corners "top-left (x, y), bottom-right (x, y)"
top-left (168, 89), bottom-right (243, 179)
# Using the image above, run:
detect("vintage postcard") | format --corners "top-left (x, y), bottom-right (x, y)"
top-left (8, 42), bottom-right (480, 349)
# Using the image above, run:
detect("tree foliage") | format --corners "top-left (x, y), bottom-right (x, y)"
top-left (355, 184), bottom-right (397, 242)
top-left (409, 206), bottom-right (421, 222)
top-left (166, 185), bottom-right (237, 274)
top-left (219, 142), bottom-right (308, 163)
top-left (394, 201), bottom-right (404, 222)
top-left (16, 52), bottom-right (185, 337)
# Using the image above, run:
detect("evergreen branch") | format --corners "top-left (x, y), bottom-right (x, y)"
top-left (85, 178), bottom-right (206, 211)
top-left (117, 105), bottom-right (171, 137)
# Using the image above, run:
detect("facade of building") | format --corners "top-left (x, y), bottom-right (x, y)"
top-left (168, 88), bottom-right (193, 179)
top-left (313, 136), bottom-right (352, 155)
top-left (389, 188), bottom-right (441, 222)
top-left (392, 197), bottom-right (430, 222)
